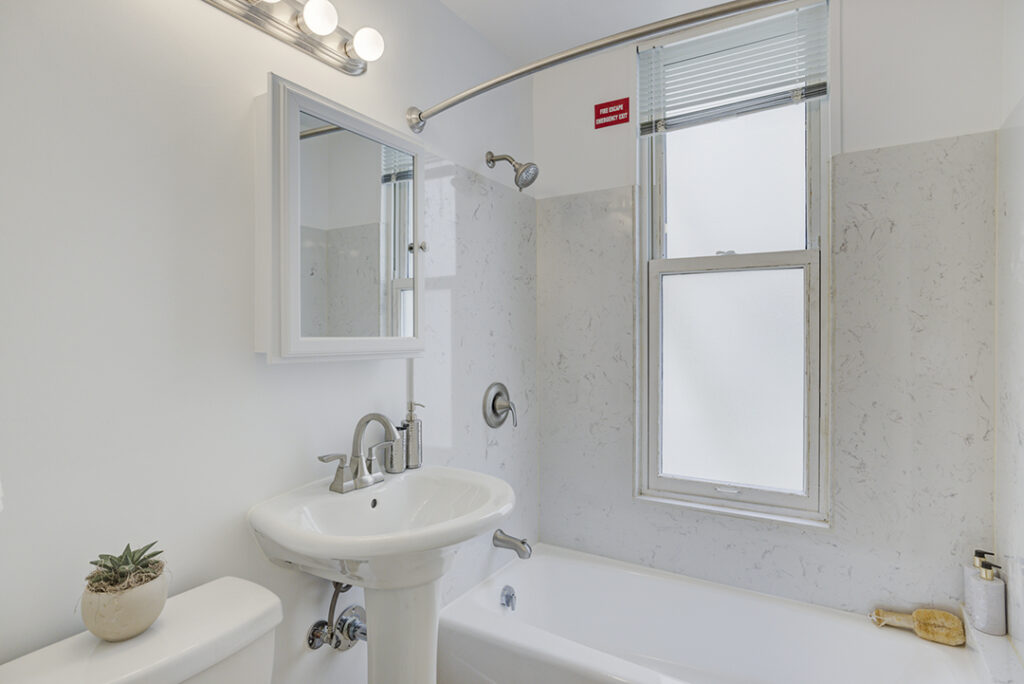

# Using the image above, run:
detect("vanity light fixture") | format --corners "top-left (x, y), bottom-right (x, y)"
top-left (344, 27), bottom-right (385, 62)
top-left (297, 0), bottom-right (338, 37)
top-left (203, 0), bottom-right (384, 77)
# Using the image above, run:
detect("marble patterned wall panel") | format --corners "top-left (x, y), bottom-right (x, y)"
top-left (300, 225), bottom-right (327, 336)
top-left (326, 223), bottom-right (381, 337)
top-left (418, 158), bottom-right (540, 605)
top-left (997, 111), bottom-right (1024, 649)
top-left (537, 132), bottom-right (996, 614)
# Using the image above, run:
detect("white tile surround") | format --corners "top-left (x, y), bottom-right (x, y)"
top-left (418, 159), bottom-right (540, 605)
top-left (997, 101), bottom-right (1024, 654)
top-left (537, 133), bottom-right (997, 615)
top-left (300, 226), bottom-right (328, 335)
top-left (325, 224), bottom-right (383, 337)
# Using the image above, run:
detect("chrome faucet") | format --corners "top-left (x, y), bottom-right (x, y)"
top-left (492, 529), bottom-right (532, 559)
top-left (350, 412), bottom-right (398, 489)
top-left (317, 413), bottom-right (401, 493)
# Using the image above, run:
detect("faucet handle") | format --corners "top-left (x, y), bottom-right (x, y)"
top-left (364, 441), bottom-right (391, 480)
top-left (484, 383), bottom-right (517, 428)
top-left (494, 396), bottom-right (517, 428)
top-left (319, 454), bottom-right (355, 494)
top-left (372, 439), bottom-right (406, 475)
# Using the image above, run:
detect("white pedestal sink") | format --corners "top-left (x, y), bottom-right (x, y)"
top-left (247, 465), bottom-right (515, 684)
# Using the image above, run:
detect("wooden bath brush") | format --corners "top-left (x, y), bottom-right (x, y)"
top-left (870, 608), bottom-right (965, 646)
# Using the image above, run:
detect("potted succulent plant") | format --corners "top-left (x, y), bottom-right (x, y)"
top-left (80, 541), bottom-right (168, 642)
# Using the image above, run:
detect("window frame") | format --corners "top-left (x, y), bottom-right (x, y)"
top-left (384, 174), bottom-right (415, 337)
top-left (636, 97), bottom-right (831, 526)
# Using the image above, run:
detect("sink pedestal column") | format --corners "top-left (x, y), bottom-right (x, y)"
top-left (364, 580), bottom-right (440, 684)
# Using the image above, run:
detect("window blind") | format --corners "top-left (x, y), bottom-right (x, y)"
top-left (381, 146), bottom-right (414, 183)
top-left (639, 1), bottom-right (827, 135)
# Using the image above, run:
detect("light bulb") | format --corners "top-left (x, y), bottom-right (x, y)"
top-left (298, 0), bottom-right (338, 37)
top-left (348, 27), bottom-right (384, 62)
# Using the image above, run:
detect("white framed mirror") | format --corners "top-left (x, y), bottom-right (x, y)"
top-left (255, 74), bottom-right (424, 361)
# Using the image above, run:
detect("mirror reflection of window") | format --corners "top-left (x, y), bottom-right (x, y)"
top-left (298, 112), bottom-right (415, 338)
top-left (381, 145), bottom-right (415, 338)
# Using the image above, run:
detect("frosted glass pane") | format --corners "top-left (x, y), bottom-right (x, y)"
top-left (661, 268), bottom-right (805, 492)
top-left (664, 103), bottom-right (806, 258)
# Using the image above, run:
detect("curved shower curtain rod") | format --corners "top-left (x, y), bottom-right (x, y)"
top-left (405, 0), bottom-right (790, 134)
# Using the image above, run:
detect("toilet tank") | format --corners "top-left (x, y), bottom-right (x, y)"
top-left (0, 577), bottom-right (282, 684)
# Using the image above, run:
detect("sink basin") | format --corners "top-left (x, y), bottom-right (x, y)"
top-left (248, 464), bottom-right (515, 684)
top-left (248, 465), bottom-right (514, 588)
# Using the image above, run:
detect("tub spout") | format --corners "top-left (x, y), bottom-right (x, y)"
top-left (493, 529), bottom-right (532, 559)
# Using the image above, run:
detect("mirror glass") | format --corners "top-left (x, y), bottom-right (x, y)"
top-left (298, 112), bottom-right (415, 338)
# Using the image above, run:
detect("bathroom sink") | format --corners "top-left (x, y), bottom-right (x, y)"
top-left (247, 465), bottom-right (515, 589)
top-left (249, 465), bottom-right (515, 683)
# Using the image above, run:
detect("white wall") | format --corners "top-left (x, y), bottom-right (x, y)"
top-left (1002, 1), bottom-right (1024, 125)
top-left (532, 46), bottom-right (637, 198)
top-left (301, 132), bottom-right (383, 231)
top-left (0, 0), bottom-right (537, 679)
top-left (837, 0), bottom-right (1003, 154)
top-left (531, 0), bottom-right (1005, 198)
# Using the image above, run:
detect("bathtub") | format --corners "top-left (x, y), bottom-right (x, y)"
top-left (438, 545), bottom-right (987, 684)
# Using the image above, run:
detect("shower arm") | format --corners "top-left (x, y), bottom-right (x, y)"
top-left (406, 0), bottom-right (790, 134)
top-left (487, 153), bottom-right (515, 167)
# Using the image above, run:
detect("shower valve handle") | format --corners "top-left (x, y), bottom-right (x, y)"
top-left (493, 395), bottom-right (517, 428)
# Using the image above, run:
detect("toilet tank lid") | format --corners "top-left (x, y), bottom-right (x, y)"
top-left (0, 577), bottom-right (283, 684)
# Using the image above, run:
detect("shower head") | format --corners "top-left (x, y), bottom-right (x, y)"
top-left (485, 151), bottom-right (539, 191)
top-left (515, 161), bottom-right (539, 189)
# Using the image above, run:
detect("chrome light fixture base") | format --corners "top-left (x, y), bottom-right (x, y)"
top-left (201, 0), bottom-right (368, 76)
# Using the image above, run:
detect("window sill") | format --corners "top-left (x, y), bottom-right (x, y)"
top-left (635, 490), bottom-right (831, 529)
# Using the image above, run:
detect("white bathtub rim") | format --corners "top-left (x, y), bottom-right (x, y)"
top-left (440, 611), bottom-right (691, 684)
top-left (964, 612), bottom-right (1024, 683)
top-left (473, 543), bottom-right (930, 626)
top-left (443, 543), bottom-right (987, 683)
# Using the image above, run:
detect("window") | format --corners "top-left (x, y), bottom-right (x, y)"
top-left (381, 146), bottom-right (415, 337)
top-left (637, 0), bottom-right (830, 524)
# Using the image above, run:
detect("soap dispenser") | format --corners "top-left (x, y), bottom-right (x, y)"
top-left (965, 560), bottom-right (1006, 636)
top-left (402, 402), bottom-right (424, 469)
top-left (964, 549), bottom-right (994, 595)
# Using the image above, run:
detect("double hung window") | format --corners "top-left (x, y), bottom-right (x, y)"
top-left (637, 0), bottom-right (830, 523)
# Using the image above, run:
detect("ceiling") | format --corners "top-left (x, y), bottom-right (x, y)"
top-left (439, 0), bottom-right (719, 65)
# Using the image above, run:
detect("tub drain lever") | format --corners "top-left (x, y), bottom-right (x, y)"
top-left (500, 585), bottom-right (517, 611)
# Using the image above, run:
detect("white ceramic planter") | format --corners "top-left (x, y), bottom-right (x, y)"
top-left (81, 571), bottom-right (168, 642)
